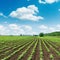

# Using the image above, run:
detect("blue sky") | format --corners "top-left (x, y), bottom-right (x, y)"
top-left (0, 0), bottom-right (60, 35)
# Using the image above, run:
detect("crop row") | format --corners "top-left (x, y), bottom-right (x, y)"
top-left (0, 36), bottom-right (60, 60)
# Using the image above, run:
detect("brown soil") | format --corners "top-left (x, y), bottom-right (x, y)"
top-left (41, 40), bottom-right (50, 60)
top-left (48, 41), bottom-right (60, 51)
top-left (0, 47), bottom-right (13, 54)
top-left (32, 40), bottom-right (40, 60)
top-left (0, 47), bottom-right (13, 59)
top-left (8, 41), bottom-right (34, 60)
top-left (0, 41), bottom-right (31, 59)
top-left (1, 38), bottom-right (60, 60)
top-left (45, 41), bottom-right (60, 60)
top-left (21, 41), bottom-right (36, 60)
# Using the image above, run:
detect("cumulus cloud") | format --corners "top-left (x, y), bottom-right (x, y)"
top-left (21, 25), bottom-right (37, 35)
top-left (38, 24), bottom-right (60, 33)
top-left (0, 25), bottom-right (10, 35)
top-left (22, 25), bottom-right (32, 31)
top-left (9, 5), bottom-right (44, 21)
top-left (56, 24), bottom-right (60, 28)
top-left (39, 0), bottom-right (59, 4)
top-left (0, 24), bottom-right (37, 35)
top-left (39, 25), bottom-right (48, 29)
top-left (9, 24), bottom-right (20, 30)
top-left (0, 24), bottom-right (60, 35)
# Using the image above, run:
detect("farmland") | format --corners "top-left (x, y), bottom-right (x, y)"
top-left (0, 36), bottom-right (60, 60)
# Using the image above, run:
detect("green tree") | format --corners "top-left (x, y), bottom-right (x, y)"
top-left (39, 33), bottom-right (44, 37)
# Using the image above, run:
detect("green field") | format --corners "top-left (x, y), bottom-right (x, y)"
top-left (0, 36), bottom-right (60, 60)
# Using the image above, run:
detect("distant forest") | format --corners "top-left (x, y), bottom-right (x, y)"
top-left (45, 31), bottom-right (60, 36)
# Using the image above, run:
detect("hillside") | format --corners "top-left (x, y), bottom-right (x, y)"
top-left (45, 31), bottom-right (60, 36)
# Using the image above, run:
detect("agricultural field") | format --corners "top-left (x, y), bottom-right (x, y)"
top-left (0, 36), bottom-right (60, 60)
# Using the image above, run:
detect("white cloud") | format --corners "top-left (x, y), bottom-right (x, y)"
top-left (56, 24), bottom-right (60, 28)
top-left (38, 24), bottom-right (60, 33)
top-left (49, 27), bottom-right (55, 32)
top-left (0, 25), bottom-right (10, 35)
top-left (39, 25), bottom-right (48, 29)
top-left (21, 25), bottom-right (37, 35)
top-left (8, 24), bottom-right (25, 35)
top-left (56, 24), bottom-right (60, 31)
top-left (22, 25), bottom-right (32, 31)
top-left (0, 24), bottom-right (60, 35)
top-left (0, 25), bottom-right (4, 29)
top-left (0, 24), bottom-right (37, 35)
top-left (0, 24), bottom-right (24, 35)
top-left (0, 13), bottom-right (7, 18)
top-left (9, 5), bottom-right (44, 21)
top-left (39, 0), bottom-right (59, 4)
top-left (9, 24), bottom-right (20, 30)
